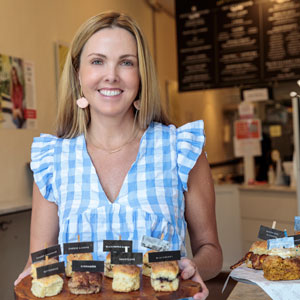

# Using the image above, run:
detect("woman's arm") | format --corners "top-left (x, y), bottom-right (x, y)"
top-left (14, 182), bottom-right (59, 285)
top-left (184, 151), bottom-right (223, 281)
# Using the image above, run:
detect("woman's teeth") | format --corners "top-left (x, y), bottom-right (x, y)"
top-left (99, 89), bottom-right (122, 96)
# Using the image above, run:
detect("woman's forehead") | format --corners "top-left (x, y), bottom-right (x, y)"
top-left (82, 27), bottom-right (138, 57)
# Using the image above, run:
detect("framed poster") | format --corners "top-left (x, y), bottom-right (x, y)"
top-left (0, 54), bottom-right (36, 129)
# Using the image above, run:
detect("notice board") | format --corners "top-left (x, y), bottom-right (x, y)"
top-left (175, 0), bottom-right (300, 92)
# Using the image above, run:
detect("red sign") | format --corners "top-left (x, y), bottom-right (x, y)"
top-left (235, 119), bottom-right (261, 140)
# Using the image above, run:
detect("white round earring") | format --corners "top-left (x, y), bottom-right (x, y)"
top-left (76, 87), bottom-right (89, 108)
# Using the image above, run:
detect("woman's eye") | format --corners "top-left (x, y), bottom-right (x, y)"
top-left (121, 60), bottom-right (134, 66)
top-left (92, 59), bottom-right (103, 65)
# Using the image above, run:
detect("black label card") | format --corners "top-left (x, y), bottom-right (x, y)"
top-left (111, 252), bottom-right (143, 265)
top-left (31, 245), bottom-right (62, 263)
top-left (63, 242), bottom-right (93, 254)
top-left (257, 225), bottom-right (285, 240)
top-left (289, 234), bottom-right (300, 246)
top-left (148, 250), bottom-right (181, 263)
top-left (103, 240), bottom-right (132, 253)
top-left (72, 260), bottom-right (104, 272)
top-left (36, 262), bottom-right (65, 279)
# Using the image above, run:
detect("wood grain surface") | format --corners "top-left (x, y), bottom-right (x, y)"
top-left (15, 274), bottom-right (201, 300)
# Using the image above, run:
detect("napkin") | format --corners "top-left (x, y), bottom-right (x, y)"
top-left (224, 264), bottom-right (300, 300)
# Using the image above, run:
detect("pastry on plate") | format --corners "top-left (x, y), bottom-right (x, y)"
top-left (263, 247), bottom-right (300, 280)
top-left (142, 250), bottom-right (157, 277)
top-left (112, 265), bottom-right (140, 292)
top-left (31, 258), bottom-right (58, 279)
top-left (31, 274), bottom-right (63, 298)
top-left (231, 241), bottom-right (269, 270)
top-left (68, 271), bottom-right (102, 294)
top-left (104, 252), bottom-right (114, 278)
top-left (65, 253), bottom-right (93, 277)
top-left (150, 261), bottom-right (179, 292)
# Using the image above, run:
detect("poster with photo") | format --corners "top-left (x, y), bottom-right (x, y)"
top-left (0, 54), bottom-right (36, 129)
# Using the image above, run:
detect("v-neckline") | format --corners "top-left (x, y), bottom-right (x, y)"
top-left (81, 124), bottom-right (151, 204)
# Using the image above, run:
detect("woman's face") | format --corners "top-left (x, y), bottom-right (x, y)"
top-left (78, 27), bottom-right (140, 119)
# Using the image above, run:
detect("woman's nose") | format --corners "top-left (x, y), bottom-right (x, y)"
top-left (104, 64), bottom-right (119, 83)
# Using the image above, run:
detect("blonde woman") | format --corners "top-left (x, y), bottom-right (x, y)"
top-left (15, 12), bottom-right (222, 299)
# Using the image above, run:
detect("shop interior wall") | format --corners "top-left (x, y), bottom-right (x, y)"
top-left (0, 0), bottom-right (154, 203)
top-left (154, 11), bottom-right (242, 180)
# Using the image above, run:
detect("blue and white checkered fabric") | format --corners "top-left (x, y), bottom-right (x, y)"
top-left (31, 121), bottom-right (205, 261)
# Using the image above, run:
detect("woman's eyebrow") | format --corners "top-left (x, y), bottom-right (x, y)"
top-left (87, 53), bottom-right (137, 59)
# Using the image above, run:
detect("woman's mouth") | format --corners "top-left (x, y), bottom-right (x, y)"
top-left (99, 89), bottom-right (122, 96)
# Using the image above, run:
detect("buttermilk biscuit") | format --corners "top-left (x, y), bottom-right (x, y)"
top-left (31, 258), bottom-right (58, 279)
top-left (231, 241), bottom-right (269, 270)
top-left (65, 253), bottom-right (93, 277)
top-left (68, 271), bottom-right (102, 294)
top-left (104, 252), bottom-right (114, 278)
top-left (150, 261), bottom-right (179, 292)
top-left (142, 250), bottom-right (157, 277)
top-left (112, 265), bottom-right (140, 292)
top-left (246, 241), bottom-right (269, 270)
top-left (31, 274), bottom-right (63, 298)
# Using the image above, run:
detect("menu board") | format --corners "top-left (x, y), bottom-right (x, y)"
top-left (175, 0), bottom-right (300, 92)
top-left (216, 1), bottom-right (261, 85)
top-left (262, 0), bottom-right (300, 81)
top-left (175, 1), bottom-right (216, 91)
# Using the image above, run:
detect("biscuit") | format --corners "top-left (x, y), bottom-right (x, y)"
top-left (150, 261), bottom-right (179, 292)
top-left (65, 253), bottom-right (93, 277)
top-left (112, 265), bottom-right (140, 292)
top-left (31, 274), bottom-right (63, 298)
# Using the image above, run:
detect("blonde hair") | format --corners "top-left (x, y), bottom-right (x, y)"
top-left (56, 11), bottom-right (169, 138)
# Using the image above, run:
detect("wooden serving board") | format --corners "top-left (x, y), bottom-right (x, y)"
top-left (15, 274), bottom-right (201, 300)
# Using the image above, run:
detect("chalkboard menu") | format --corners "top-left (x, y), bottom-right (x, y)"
top-left (175, 0), bottom-right (300, 92)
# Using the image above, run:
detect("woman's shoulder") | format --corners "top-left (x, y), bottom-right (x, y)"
top-left (151, 120), bottom-right (204, 135)
top-left (32, 133), bottom-right (83, 147)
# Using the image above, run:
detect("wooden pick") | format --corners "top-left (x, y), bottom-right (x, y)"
top-left (119, 235), bottom-right (122, 241)
top-left (160, 233), bottom-right (164, 240)
top-left (44, 243), bottom-right (48, 263)
top-left (272, 221), bottom-right (276, 229)
top-left (77, 235), bottom-right (80, 242)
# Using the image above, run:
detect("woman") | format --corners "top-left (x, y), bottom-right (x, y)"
top-left (15, 12), bottom-right (222, 299)
top-left (10, 66), bottom-right (24, 128)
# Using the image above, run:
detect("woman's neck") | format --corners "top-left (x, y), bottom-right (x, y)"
top-left (86, 111), bottom-right (139, 153)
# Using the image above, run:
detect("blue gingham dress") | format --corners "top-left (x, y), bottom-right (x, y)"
top-left (31, 121), bottom-right (205, 260)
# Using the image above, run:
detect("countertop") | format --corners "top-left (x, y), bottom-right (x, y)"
top-left (215, 183), bottom-right (296, 193)
top-left (227, 282), bottom-right (271, 300)
top-left (0, 199), bottom-right (32, 216)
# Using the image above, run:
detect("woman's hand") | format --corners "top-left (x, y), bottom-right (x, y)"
top-left (14, 266), bottom-right (31, 286)
top-left (179, 257), bottom-right (209, 300)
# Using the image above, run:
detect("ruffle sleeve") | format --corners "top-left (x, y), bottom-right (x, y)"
top-left (177, 120), bottom-right (205, 191)
top-left (30, 134), bottom-right (57, 203)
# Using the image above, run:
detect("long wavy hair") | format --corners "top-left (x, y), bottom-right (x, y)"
top-left (56, 11), bottom-right (169, 138)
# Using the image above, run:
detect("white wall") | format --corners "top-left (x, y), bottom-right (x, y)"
top-left (0, 0), bottom-right (155, 203)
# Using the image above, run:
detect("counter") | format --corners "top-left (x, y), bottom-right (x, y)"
top-left (0, 199), bottom-right (32, 216)
top-left (215, 183), bottom-right (297, 270)
top-left (227, 282), bottom-right (271, 300)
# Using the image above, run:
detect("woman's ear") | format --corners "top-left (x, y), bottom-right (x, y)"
top-left (133, 99), bottom-right (141, 111)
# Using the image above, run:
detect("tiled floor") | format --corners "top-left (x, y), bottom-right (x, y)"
top-left (205, 272), bottom-right (237, 300)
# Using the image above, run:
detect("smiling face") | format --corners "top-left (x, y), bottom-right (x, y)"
top-left (78, 27), bottom-right (140, 120)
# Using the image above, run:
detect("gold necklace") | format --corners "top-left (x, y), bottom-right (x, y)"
top-left (87, 114), bottom-right (139, 154)
top-left (88, 129), bottom-right (138, 154)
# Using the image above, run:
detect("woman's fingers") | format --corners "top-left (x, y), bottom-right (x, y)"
top-left (14, 266), bottom-right (31, 286)
top-left (179, 257), bottom-right (197, 279)
top-left (178, 258), bottom-right (209, 300)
